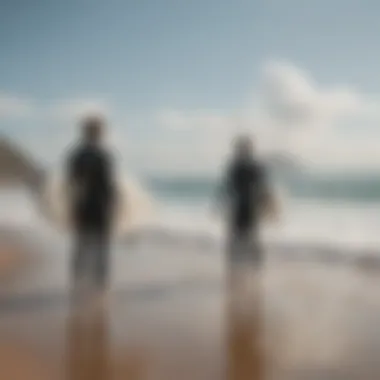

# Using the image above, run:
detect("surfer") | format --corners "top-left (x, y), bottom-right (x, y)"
top-left (66, 115), bottom-right (116, 297)
top-left (218, 135), bottom-right (270, 265)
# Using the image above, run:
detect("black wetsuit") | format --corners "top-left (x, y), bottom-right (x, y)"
top-left (223, 157), bottom-right (267, 262)
top-left (67, 143), bottom-right (115, 290)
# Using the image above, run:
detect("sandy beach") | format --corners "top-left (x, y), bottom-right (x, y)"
top-left (0, 229), bottom-right (380, 380)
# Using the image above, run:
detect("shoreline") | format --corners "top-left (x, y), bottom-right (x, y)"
top-left (0, 228), bottom-right (380, 378)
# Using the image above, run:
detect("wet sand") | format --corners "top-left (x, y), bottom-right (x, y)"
top-left (1, 237), bottom-right (380, 379)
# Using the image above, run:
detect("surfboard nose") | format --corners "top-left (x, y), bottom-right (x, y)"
top-left (0, 136), bottom-right (45, 192)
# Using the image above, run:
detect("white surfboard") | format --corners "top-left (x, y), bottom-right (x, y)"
top-left (40, 170), bottom-right (155, 238)
top-left (261, 189), bottom-right (282, 224)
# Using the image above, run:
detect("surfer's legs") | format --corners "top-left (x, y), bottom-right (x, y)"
top-left (70, 231), bottom-right (93, 305)
top-left (93, 230), bottom-right (110, 292)
top-left (249, 230), bottom-right (263, 265)
top-left (227, 222), bottom-right (262, 267)
top-left (72, 232), bottom-right (89, 288)
top-left (227, 229), bottom-right (250, 262)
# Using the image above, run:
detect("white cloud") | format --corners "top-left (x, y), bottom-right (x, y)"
top-left (0, 94), bottom-right (112, 124)
top-left (260, 61), bottom-right (363, 128)
top-left (151, 60), bottom-right (380, 172)
top-left (157, 108), bottom-right (232, 131)
top-left (0, 94), bottom-right (34, 119)
top-left (125, 142), bottom-right (227, 175)
top-left (48, 98), bottom-right (112, 122)
top-left (156, 109), bottom-right (188, 130)
top-left (0, 96), bottom-right (116, 167)
top-left (259, 61), bottom-right (380, 169)
top-left (3, 60), bottom-right (380, 173)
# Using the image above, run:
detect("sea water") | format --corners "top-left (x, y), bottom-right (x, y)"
top-left (2, 174), bottom-right (380, 252)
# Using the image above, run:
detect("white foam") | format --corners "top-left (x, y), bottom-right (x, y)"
top-left (2, 184), bottom-right (380, 252)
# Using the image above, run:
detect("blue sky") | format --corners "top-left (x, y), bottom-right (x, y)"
top-left (1, 0), bottom-right (380, 173)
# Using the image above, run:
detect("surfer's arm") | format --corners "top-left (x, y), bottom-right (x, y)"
top-left (66, 150), bottom-right (83, 201)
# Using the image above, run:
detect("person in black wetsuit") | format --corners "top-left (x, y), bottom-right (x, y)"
top-left (219, 135), bottom-right (269, 264)
top-left (66, 115), bottom-right (116, 295)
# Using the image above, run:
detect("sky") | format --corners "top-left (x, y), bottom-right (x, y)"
top-left (1, 0), bottom-right (380, 174)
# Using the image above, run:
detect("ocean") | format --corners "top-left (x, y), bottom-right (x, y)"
top-left (142, 174), bottom-right (380, 252)
top-left (1, 172), bottom-right (380, 296)
top-left (2, 173), bottom-right (380, 253)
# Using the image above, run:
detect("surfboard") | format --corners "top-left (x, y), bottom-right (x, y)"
top-left (260, 189), bottom-right (282, 224)
top-left (40, 170), bottom-right (155, 238)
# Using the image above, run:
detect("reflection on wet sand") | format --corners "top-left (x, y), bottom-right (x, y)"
top-left (66, 302), bottom-right (110, 380)
top-left (3, 244), bottom-right (380, 379)
top-left (0, 342), bottom-right (53, 380)
top-left (65, 297), bottom-right (148, 380)
top-left (226, 266), bottom-right (265, 380)
top-left (0, 239), bottom-right (35, 286)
